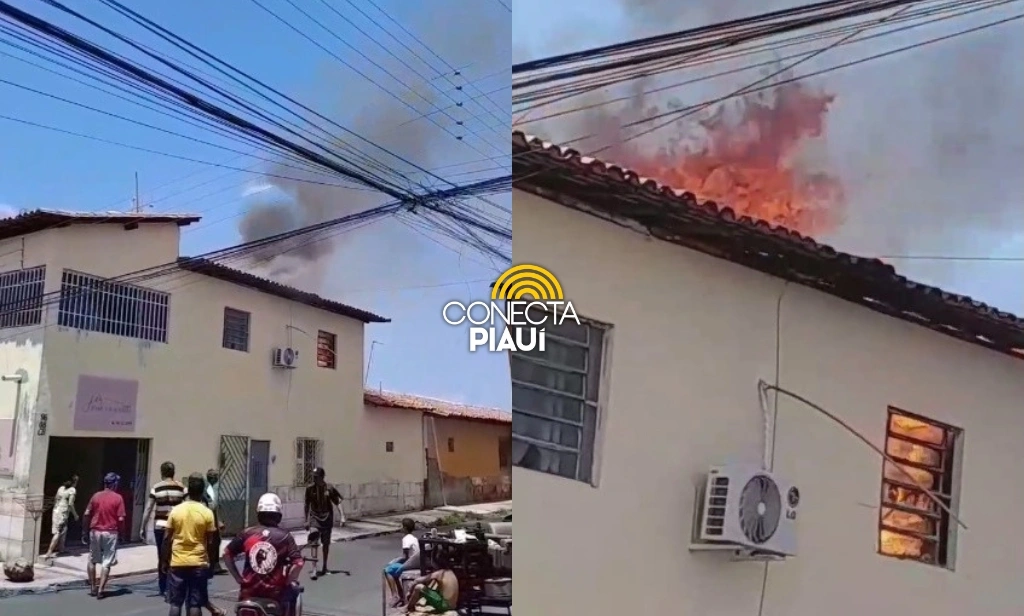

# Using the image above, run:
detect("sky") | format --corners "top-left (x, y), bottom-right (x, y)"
top-left (0, 0), bottom-right (511, 409)
top-left (513, 0), bottom-right (1024, 315)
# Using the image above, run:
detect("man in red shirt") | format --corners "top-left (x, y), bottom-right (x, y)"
top-left (223, 493), bottom-right (304, 616)
top-left (82, 472), bottom-right (127, 599)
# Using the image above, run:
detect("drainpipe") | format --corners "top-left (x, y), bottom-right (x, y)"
top-left (2, 373), bottom-right (26, 467)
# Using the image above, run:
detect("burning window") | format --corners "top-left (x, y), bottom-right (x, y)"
top-left (317, 330), bottom-right (336, 369)
top-left (878, 408), bottom-right (961, 568)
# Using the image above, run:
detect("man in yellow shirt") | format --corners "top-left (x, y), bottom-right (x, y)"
top-left (163, 473), bottom-right (223, 616)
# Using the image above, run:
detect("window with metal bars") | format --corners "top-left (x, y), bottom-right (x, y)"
top-left (57, 270), bottom-right (169, 342)
top-left (222, 307), bottom-right (250, 352)
top-left (511, 315), bottom-right (608, 484)
top-left (0, 265), bottom-right (46, 330)
top-left (295, 438), bottom-right (323, 486)
top-left (878, 407), bottom-right (961, 568)
top-left (316, 330), bottom-right (336, 369)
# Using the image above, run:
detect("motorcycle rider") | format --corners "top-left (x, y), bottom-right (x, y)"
top-left (222, 493), bottom-right (304, 616)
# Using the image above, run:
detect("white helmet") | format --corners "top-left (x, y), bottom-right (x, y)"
top-left (256, 492), bottom-right (282, 514)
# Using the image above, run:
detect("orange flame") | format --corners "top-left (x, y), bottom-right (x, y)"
top-left (613, 81), bottom-right (846, 235)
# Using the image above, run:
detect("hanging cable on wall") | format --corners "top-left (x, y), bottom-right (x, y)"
top-left (756, 380), bottom-right (967, 531)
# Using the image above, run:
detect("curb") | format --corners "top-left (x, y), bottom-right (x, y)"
top-left (0, 527), bottom-right (399, 600)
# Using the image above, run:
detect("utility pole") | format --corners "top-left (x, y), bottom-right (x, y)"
top-left (132, 172), bottom-right (142, 213)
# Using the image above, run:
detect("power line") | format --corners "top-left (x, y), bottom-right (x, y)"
top-left (510, 3), bottom-right (1023, 175)
top-left (516, 0), bottom-right (1003, 118)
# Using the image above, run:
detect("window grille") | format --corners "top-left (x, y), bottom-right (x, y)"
top-left (222, 307), bottom-right (250, 352)
top-left (511, 316), bottom-right (607, 484)
top-left (317, 330), bottom-right (337, 369)
top-left (57, 270), bottom-right (169, 342)
top-left (878, 408), bottom-right (961, 568)
top-left (0, 265), bottom-right (46, 329)
top-left (295, 438), bottom-right (323, 486)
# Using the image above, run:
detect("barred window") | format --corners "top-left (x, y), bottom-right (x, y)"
top-left (879, 408), bottom-right (961, 568)
top-left (295, 438), bottom-right (323, 486)
top-left (222, 307), bottom-right (250, 352)
top-left (0, 265), bottom-right (46, 329)
top-left (317, 330), bottom-right (336, 369)
top-left (511, 316), bottom-right (607, 484)
top-left (57, 270), bottom-right (169, 342)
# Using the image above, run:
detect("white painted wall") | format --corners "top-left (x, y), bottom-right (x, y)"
top-left (513, 190), bottom-right (1024, 616)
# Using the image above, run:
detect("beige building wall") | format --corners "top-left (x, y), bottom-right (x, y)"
top-left (513, 189), bottom-right (1024, 616)
top-left (356, 403), bottom-right (426, 513)
top-left (0, 221), bottom-right (406, 558)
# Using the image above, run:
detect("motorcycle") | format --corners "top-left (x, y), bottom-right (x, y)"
top-left (234, 587), bottom-right (303, 616)
top-left (235, 529), bottom-right (318, 616)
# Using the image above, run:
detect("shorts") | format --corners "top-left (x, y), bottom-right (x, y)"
top-left (384, 560), bottom-right (404, 579)
top-left (89, 531), bottom-right (118, 568)
top-left (313, 519), bottom-right (333, 546)
top-left (419, 585), bottom-right (451, 612)
top-left (167, 566), bottom-right (209, 608)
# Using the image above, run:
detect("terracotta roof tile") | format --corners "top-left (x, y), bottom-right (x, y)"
top-left (0, 209), bottom-right (200, 241)
top-left (365, 390), bottom-right (511, 424)
top-left (178, 258), bottom-right (388, 323)
top-left (512, 131), bottom-right (1024, 359)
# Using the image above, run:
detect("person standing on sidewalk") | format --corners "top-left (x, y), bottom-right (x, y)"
top-left (82, 472), bottom-right (126, 599)
top-left (141, 461), bottom-right (185, 597)
top-left (164, 473), bottom-right (225, 616)
top-left (201, 468), bottom-right (226, 576)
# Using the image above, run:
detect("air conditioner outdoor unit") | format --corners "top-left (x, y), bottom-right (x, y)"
top-left (692, 465), bottom-right (800, 558)
top-left (271, 347), bottom-right (298, 369)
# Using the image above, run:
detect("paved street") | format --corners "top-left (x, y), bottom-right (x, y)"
top-left (1, 534), bottom-right (397, 616)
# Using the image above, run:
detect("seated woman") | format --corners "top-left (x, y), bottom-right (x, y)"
top-left (383, 519), bottom-right (420, 608)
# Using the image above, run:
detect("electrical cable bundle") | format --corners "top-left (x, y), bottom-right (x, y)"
top-left (519, 0), bottom-right (1016, 127)
top-left (513, 0), bottom-right (935, 101)
top-left (0, 0), bottom-right (511, 263)
top-left (0, 173), bottom-right (511, 336)
top-left (511, 0), bottom-right (1023, 157)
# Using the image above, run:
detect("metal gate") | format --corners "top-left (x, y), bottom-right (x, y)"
top-left (218, 435), bottom-right (250, 535)
top-left (131, 439), bottom-right (151, 541)
top-left (247, 440), bottom-right (271, 526)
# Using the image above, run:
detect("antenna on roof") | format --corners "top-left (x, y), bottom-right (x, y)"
top-left (365, 340), bottom-right (383, 385)
top-left (132, 172), bottom-right (146, 214)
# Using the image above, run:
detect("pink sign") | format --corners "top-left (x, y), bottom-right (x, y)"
top-left (0, 418), bottom-right (14, 474)
top-left (73, 375), bottom-right (139, 432)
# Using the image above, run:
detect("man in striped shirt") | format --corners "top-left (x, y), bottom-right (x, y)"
top-left (141, 461), bottom-right (185, 597)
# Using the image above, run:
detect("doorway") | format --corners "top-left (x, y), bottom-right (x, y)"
top-left (217, 435), bottom-right (272, 535)
top-left (41, 437), bottom-right (150, 553)
top-left (247, 440), bottom-right (270, 525)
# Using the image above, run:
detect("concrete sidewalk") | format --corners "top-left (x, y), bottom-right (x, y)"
top-left (1, 500), bottom-right (510, 597)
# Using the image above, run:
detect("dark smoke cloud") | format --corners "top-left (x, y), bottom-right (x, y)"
top-left (238, 4), bottom-right (506, 293)
top-left (523, 0), bottom-right (1024, 295)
